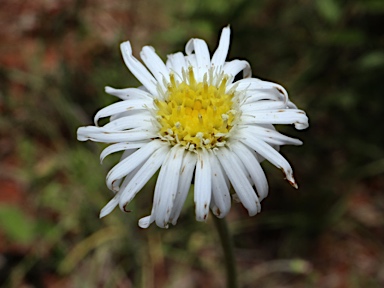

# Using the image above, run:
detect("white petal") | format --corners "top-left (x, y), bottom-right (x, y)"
top-left (105, 86), bottom-right (153, 100)
top-left (211, 26), bottom-right (231, 68)
top-left (170, 151), bottom-right (197, 225)
top-left (194, 149), bottom-right (212, 222)
top-left (110, 149), bottom-right (137, 192)
top-left (287, 101), bottom-right (298, 109)
top-left (223, 59), bottom-right (252, 81)
top-left (109, 109), bottom-right (146, 122)
top-left (103, 113), bottom-right (154, 131)
top-left (209, 151), bottom-right (231, 218)
top-left (99, 197), bottom-right (119, 218)
top-left (185, 38), bottom-right (210, 68)
top-left (153, 146), bottom-right (184, 228)
top-left (140, 46), bottom-right (170, 88)
top-left (100, 142), bottom-right (148, 164)
top-left (106, 140), bottom-right (165, 190)
top-left (232, 142), bottom-right (269, 200)
top-left (118, 144), bottom-right (170, 208)
top-left (185, 38), bottom-right (210, 79)
top-left (93, 99), bottom-right (153, 125)
top-left (229, 78), bottom-right (288, 99)
top-left (166, 52), bottom-right (188, 80)
top-left (120, 41), bottom-right (158, 96)
top-left (240, 89), bottom-right (283, 104)
top-left (239, 134), bottom-right (298, 188)
top-left (241, 109), bottom-right (309, 130)
top-left (138, 214), bottom-right (155, 228)
top-left (215, 147), bottom-right (260, 216)
top-left (229, 79), bottom-right (290, 106)
top-left (77, 126), bottom-right (156, 143)
top-left (236, 125), bottom-right (303, 146)
top-left (240, 100), bottom-right (287, 112)
top-left (116, 164), bottom-right (142, 194)
top-left (184, 54), bottom-right (198, 78)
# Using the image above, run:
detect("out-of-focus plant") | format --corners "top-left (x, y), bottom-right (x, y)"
top-left (1, 0), bottom-right (383, 287)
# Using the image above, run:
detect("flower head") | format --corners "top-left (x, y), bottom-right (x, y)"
top-left (77, 26), bottom-right (309, 228)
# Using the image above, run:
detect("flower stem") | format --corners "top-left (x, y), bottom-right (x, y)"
top-left (212, 215), bottom-right (238, 288)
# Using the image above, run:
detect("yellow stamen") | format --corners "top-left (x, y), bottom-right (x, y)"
top-left (155, 68), bottom-right (237, 150)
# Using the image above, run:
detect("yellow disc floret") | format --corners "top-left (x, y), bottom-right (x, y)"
top-left (155, 67), bottom-right (237, 150)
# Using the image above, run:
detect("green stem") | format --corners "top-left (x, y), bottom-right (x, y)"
top-left (212, 215), bottom-right (238, 288)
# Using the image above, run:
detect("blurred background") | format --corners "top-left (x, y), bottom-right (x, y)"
top-left (1, 0), bottom-right (384, 287)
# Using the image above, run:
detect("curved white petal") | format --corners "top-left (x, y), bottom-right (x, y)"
top-left (120, 42), bottom-right (158, 96)
top-left (240, 100), bottom-right (287, 112)
top-left (105, 86), bottom-right (153, 100)
top-left (239, 134), bottom-right (298, 188)
top-left (184, 54), bottom-right (198, 78)
top-left (138, 214), bottom-right (155, 228)
top-left (224, 59), bottom-right (252, 81)
top-left (118, 144), bottom-right (170, 209)
top-left (153, 146), bottom-right (184, 228)
top-left (109, 109), bottom-right (147, 122)
top-left (106, 140), bottom-right (165, 190)
top-left (236, 125), bottom-right (303, 146)
top-left (240, 89), bottom-right (283, 104)
top-left (229, 78), bottom-right (289, 99)
top-left (100, 142), bottom-right (148, 164)
top-left (229, 79), bottom-right (290, 107)
top-left (232, 142), bottom-right (269, 200)
top-left (194, 149), bottom-right (212, 222)
top-left (77, 126), bottom-right (156, 143)
top-left (211, 26), bottom-right (231, 68)
top-left (103, 113), bottom-right (154, 131)
top-left (110, 149), bottom-right (137, 192)
top-left (185, 38), bottom-right (210, 79)
top-left (166, 52), bottom-right (188, 80)
top-left (140, 46), bottom-right (170, 89)
top-left (93, 99), bottom-right (153, 126)
top-left (170, 151), bottom-right (197, 225)
top-left (215, 147), bottom-right (260, 216)
top-left (99, 197), bottom-right (119, 218)
top-left (241, 109), bottom-right (309, 130)
top-left (209, 151), bottom-right (231, 218)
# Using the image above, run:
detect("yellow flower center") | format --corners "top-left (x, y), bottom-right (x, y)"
top-left (155, 68), bottom-right (236, 151)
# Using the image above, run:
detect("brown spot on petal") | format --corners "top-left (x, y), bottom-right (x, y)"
top-left (288, 179), bottom-right (299, 189)
top-left (123, 205), bottom-right (132, 213)
top-left (280, 168), bottom-right (299, 189)
top-left (204, 214), bottom-right (207, 220)
top-left (111, 180), bottom-right (119, 192)
top-left (276, 87), bottom-right (284, 94)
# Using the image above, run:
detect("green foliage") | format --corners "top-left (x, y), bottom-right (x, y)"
top-left (316, 0), bottom-right (342, 23)
top-left (0, 206), bottom-right (35, 244)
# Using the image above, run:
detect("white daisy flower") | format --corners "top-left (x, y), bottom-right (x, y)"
top-left (77, 26), bottom-right (309, 229)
